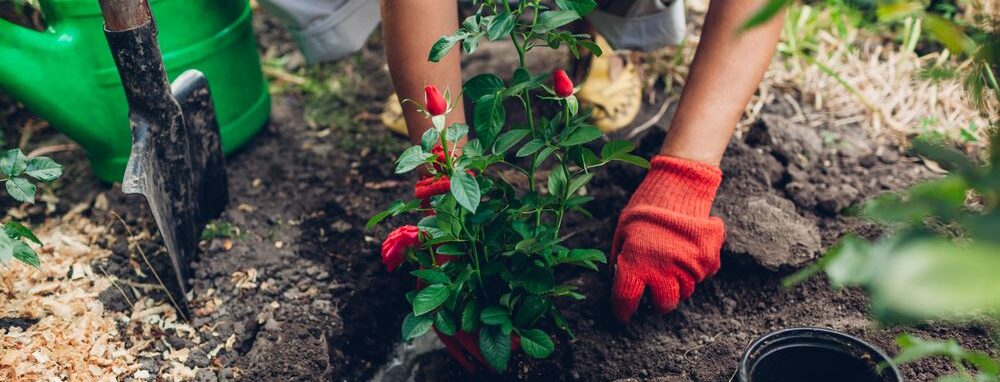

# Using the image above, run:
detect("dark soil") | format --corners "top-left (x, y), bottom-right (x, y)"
top-left (1, 8), bottom-right (994, 382)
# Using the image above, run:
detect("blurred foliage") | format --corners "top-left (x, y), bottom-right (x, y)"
top-left (753, 0), bottom-right (999, 379)
top-left (748, 0), bottom-right (998, 112)
top-left (785, 134), bottom-right (1000, 379)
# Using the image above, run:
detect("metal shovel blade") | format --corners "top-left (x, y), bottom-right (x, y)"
top-left (103, 7), bottom-right (228, 315)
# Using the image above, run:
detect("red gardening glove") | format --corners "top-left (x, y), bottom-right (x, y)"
top-left (610, 155), bottom-right (725, 323)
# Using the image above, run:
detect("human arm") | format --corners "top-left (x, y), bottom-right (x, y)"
top-left (611, 0), bottom-right (785, 323)
top-left (379, 0), bottom-right (467, 145)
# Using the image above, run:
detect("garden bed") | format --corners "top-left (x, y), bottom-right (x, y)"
top-left (0, 8), bottom-right (995, 382)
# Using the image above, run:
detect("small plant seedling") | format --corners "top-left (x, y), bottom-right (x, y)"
top-left (201, 220), bottom-right (242, 241)
top-left (0, 148), bottom-right (62, 270)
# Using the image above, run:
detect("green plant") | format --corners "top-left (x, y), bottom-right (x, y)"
top-left (0, 148), bottom-right (62, 269)
top-left (200, 220), bottom-right (242, 241)
top-left (368, 0), bottom-right (647, 372)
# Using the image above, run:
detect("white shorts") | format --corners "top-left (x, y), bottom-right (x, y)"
top-left (258, 0), bottom-right (685, 64)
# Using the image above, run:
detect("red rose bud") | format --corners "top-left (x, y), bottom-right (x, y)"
top-left (552, 68), bottom-right (574, 98)
top-left (415, 175), bottom-right (451, 210)
top-left (431, 144), bottom-right (447, 172)
top-left (381, 225), bottom-right (421, 272)
top-left (424, 85), bottom-right (448, 116)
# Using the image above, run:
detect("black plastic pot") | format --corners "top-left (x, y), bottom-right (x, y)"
top-left (730, 327), bottom-right (902, 382)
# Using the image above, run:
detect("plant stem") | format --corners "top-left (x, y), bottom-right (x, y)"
top-left (439, 126), bottom-right (453, 170)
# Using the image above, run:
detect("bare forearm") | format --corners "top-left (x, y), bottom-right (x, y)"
top-left (660, 0), bottom-right (784, 166)
top-left (380, 0), bottom-right (466, 144)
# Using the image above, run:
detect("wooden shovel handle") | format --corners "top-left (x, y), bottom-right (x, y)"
top-left (98, 0), bottom-right (150, 31)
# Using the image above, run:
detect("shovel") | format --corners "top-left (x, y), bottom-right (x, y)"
top-left (99, 0), bottom-right (229, 316)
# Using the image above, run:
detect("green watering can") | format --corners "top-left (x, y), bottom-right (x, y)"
top-left (0, 0), bottom-right (269, 182)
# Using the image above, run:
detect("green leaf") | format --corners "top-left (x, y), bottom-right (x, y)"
top-left (494, 129), bottom-right (531, 154)
top-left (0, 149), bottom-right (27, 177)
top-left (402, 312), bottom-right (434, 341)
top-left (557, 248), bottom-right (607, 270)
top-left (395, 146), bottom-right (434, 174)
top-left (567, 173), bottom-right (593, 195)
top-left (473, 93), bottom-right (506, 148)
top-left (923, 15), bottom-right (976, 55)
top-left (367, 199), bottom-right (422, 229)
top-left (488, 11), bottom-right (516, 41)
top-left (464, 74), bottom-right (506, 101)
top-left (609, 154), bottom-right (650, 168)
top-left (461, 300), bottom-right (480, 332)
top-left (411, 269), bottom-right (450, 284)
top-left (5, 221), bottom-right (40, 245)
top-left (555, 0), bottom-right (596, 16)
top-left (436, 243), bottom-right (465, 255)
top-left (434, 309), bottom-right (458, 336)
top-left (480, 306), bottom-right (510, 325)
top-left (560, 125), bottom-right (602, 146)
top-left (450, 170), bottom-right (480, 213)
top-left (432, 114), bottom-right (447, 131)
top-left (506, 68), bottom-right (547, 96)
top-left (522, 266), bottom-right (555, 293)
top-left (513, 295), bottom-right (548, 327)
top-left (519, 329), bottom-right (555, 359)
top-left (517, 139), bottom-right (546, 157)
top-left (577, 39), bottom-right (602, 56)
top-left (875, 2), bottom-right (924, 22)
top-left (23, 157), bottom-right (61, 182)
top-left (910, 137), bottom-right (977, 176)
top-left (429, 35), bottom-right (462, 62)
top-left (601, 140), bottom-right (635, 159)
top-left (566, 95), bottom-right (579, 116)
top-left (462, 33), bottom-right (481, 54)
top-left (6, 177), bottom-right (36, 203)
top-left (479, 326), bottom-right (511, 372)
top-left (548, 166), bottom-right (567, 198)
top-left (0, 233), bottom-right (14, 264)
top-left (533, 10), bottom-right (580, 34)
top-left (536, 147), bottom-right (556, 166)
top-left (12, 241), bottom-right (39, 269)
top-left (464, 139), bottom-right (484, 157)
top-left (740, 0), bottom-right (791, 31)
top-left (421, 128), bottom-right (440, 151)
top-left (413, 284), bottom-right (451, 315)
top-left (446, 123), bottom-right (470, 143)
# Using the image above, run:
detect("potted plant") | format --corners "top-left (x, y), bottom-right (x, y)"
top-left (368, 0), bottom-right (648, 372)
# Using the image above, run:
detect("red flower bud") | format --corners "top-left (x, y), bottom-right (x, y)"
top-left (552, 68), bottom-right (574, 98)
top-left (424, 85), bottom-right (448, 116)
top-left (415, 175), bottom-right (451, 209)
top-left (381, 225), bottom-right (421, 272)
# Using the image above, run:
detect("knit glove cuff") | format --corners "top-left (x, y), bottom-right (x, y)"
top-left (627, 155), bottom-right (722, 217)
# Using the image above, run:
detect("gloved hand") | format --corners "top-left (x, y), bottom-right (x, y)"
top-left (610, 155), bottom-right (725, 322)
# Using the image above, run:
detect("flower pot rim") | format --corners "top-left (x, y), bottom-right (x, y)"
top-left (731, 326), bottom-right (902, 382)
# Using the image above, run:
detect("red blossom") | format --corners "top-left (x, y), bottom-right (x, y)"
top-left (552, 68), bottom-right (574, 98)
top-left (415, 175), bottom-right (451, 210)
top-left (381, 226), bottom-right (421, 272)
top-left (424, 85), bottom-right (448, 116)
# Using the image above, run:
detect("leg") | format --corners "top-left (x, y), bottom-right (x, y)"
top-left (380, 0), bottom-right (466, 145)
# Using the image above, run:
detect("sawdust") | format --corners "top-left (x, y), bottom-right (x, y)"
top-left (0, 205), bottom-right (203, 382)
